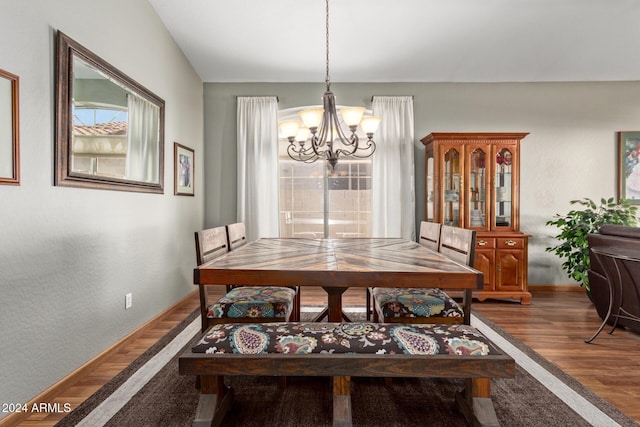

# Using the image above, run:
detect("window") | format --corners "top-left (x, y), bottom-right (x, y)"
top-left (72, 103), bottom-right (128, 178)
top-left (279, 159), bottom-right (372, 238)
top-left (278, 106), bottom-right (374, 239)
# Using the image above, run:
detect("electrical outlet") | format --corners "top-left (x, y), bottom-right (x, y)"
top-left (125, 293), bottom-right (132, 310)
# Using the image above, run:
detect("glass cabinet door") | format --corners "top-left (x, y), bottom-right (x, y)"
top-left (494, 147), bottom-right (513, 228)
top-left (468, 148), bottom-right (487, 229)
top-left (426, 150), bottom-right (434, 222)
top-left (443, 148), bottom-right (461, 226)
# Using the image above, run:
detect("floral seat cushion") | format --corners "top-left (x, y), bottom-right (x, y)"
top-left (208, 286), bottom-right (295, 319)
top-left (192, 322), bottom-right (497, 356)
top-left (372, 287), bottom-right (464, 320)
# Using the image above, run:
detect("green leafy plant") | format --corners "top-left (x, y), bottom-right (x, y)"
top-left (545, 197), bottom-right (638, 292)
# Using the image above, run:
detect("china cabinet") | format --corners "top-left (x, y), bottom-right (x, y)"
top-left (421, 132), bottom-right (531, 304)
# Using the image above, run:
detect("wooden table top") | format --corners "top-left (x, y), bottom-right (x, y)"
top-left (195, 238), bottom-right (483, 290)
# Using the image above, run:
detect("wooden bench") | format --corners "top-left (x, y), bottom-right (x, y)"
top-left (179, 321), bottom-right (515, 427)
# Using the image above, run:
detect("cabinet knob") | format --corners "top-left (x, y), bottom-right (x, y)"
top-left (505, 240), bottom-right (517, 247)
top-left (477, 240), bottom-right (488, 246)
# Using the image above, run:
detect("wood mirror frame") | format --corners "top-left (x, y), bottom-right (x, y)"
top-left (0, 67), bottom-right (19, 185)
top-left (55, 31), bottom-right (165, 193)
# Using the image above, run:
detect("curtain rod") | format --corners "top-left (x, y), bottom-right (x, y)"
top-left (370, 95), bottom-right (414, 101)
top-left (235, 95), bottom-right (279, 102)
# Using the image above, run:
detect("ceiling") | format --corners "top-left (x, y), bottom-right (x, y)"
top-left (148, 0), bottom-right (640, 83)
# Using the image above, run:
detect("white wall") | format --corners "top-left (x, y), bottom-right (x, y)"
top-left (0, 0), bottom-right (204, 412)
top-left (204, 82), bottom-right (640, 286)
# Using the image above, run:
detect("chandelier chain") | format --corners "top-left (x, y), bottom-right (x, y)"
top-left (325, 0), bottom-right (330, 89)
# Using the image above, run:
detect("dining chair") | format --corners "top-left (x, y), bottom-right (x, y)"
top-left (225, 222), bottom-right (301, 321)
top-left (224, 222), bottom-right (248, 292)
top-left (195, 226), bottom-right (298, 332)
top-left (371, 224), bottom-right (476, 325)
top-left (226, 221), bottom-right (248, 251)
top-left (366, 221), bottom-right (442, 320)
top-left (418, 221), bottom-right (442, 250)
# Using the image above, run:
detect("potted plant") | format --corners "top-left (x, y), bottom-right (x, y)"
top-left (545, 197), bottom-right (637, 294)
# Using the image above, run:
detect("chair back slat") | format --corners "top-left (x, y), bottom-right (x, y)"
top-left (195, 226), bottom-right (229, 266)
top-left (439, 225), bottom-right (476, 266)
top-left (438, 225), bottom-right (476, 326)
top-left (419, 221), bottom-right (442, 251)
top-left (226, 222), bottom-right (248, 251)
top-left (194, 226), bottom-right (230, 331)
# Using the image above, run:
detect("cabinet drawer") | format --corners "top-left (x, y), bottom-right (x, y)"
top-left (497, 238), bottom-right (524, 249)
top-left (476, 238), bottom-right (495, 249)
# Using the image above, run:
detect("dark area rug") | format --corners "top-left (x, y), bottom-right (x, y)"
top-left (57, 310), bottom-right (639, 427)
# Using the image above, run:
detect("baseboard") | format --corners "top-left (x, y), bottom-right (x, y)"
top-left (0, 290), bottom-right (198, 427)
top-left (528, 284), bottom-right (584, 292)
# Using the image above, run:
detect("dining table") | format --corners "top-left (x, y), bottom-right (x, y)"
top-left (194, 237), bottom-right (484, 322)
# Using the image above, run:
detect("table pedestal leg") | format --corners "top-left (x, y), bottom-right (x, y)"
top-left (323, 287), bottom-right (347, 322)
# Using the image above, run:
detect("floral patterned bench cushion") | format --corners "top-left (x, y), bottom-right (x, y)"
top-left (372, 287), bottom-right (464, 319)
top-left (208, 286), bottom-right (295, 319)
top-left (192, 322), bottom-right (498, 356)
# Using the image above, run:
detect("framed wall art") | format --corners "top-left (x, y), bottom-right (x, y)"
top-left (0, 67), bottom-right (19, 185)
top-left (618, 131), bottom-right (640, 204)
top-left (174, 142), bottom-right (194, 196)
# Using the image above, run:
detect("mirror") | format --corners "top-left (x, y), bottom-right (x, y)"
top-left (0, 67), bottom-right (19, 185)
top-left (55, 31), bottom-right (165, 193)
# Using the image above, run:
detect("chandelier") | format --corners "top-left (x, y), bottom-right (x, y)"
top-left (278, 0), bottom-right (380, 170)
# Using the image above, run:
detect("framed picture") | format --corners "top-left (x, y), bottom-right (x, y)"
top-left (618, 131), bottom-right (640, 204)
top-left (174, 142), bottom-right (194, 196)
top-left (0, 68), bottom-right (19, 185)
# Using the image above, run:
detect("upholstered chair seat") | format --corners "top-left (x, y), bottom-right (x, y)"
top-left (207, 286), bottom-right (296, 319)
top-left (372, 287), bottom-right (464, 322)
top-left (370, 224), bottom-right (476, 326)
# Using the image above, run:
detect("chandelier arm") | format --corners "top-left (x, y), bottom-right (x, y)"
top-left (326, 107), bottom-right (354, 145)
top-left (311, 131), bottom-right (326, 151)
top-left (308, 134), bottom-right (325, 161)
top-left (333, 134), bottom-right (359, 158)
top-left (287, 145), bottom-right (321, 164)
top-left (289, 145), bottom-right (319, 161)
top-left (314, 110), bottom-right (334, 159)
top-left (335, 133), bottom-right (377, 158)
top-left (347, 142), bottom-right (377, 159)
top-left (287, 139), bottom-right (319, 158)
top-left (304, 139), bottom-right (320, 156)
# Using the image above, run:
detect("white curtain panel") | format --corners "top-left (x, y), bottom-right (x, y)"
top-left (125, 93), bottom-right (160, 183)
top-left (371, 96), bottom-right (416, 240)
top-left (236, 96), bottom-right (280, 241)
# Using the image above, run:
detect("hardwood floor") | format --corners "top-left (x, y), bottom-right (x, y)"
top-left (11, 287), bottom-right (640, 426)
top-left (474, 287), bottom-right (640, 424)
